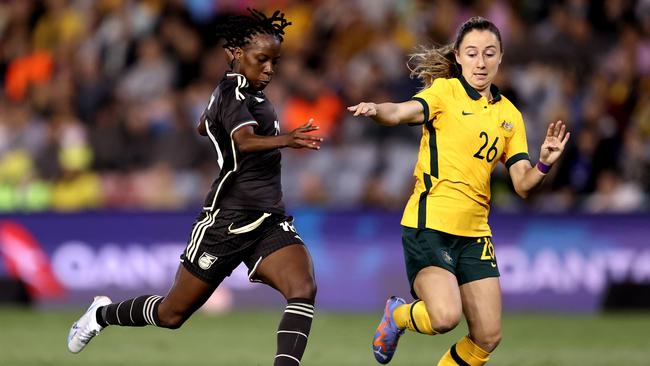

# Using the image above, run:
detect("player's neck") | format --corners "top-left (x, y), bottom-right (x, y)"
top-left (477, 86), bottom-right (492, 100)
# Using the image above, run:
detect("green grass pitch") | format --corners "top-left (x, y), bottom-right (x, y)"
top-left (1, 307), bottom-right (649, 365)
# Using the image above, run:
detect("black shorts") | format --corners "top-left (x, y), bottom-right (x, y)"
top-left (180, 209), bottom-right (305, 285)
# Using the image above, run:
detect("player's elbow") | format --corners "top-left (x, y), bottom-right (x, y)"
top-left (378, 118), bottom-right (401, 127)
top-left (232, 127), bottom-right (261, 153)
top-left (380, 111), bottom-right (409, 126)
top-left (511, 177), bottom-right (531, 199)
top-left (236, 140), bottom-right (256, 154)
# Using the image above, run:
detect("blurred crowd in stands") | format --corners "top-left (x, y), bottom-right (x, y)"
top-left (0, 0), bottom-right (648, 213)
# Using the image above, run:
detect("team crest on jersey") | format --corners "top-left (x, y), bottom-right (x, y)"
top-left (198, 253), bottom-right (218, 270)
top-left (500, 120), bottom-right (513, 131)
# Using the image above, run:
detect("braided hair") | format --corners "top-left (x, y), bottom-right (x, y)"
top-left (216, 8), bottom-right (292, 49)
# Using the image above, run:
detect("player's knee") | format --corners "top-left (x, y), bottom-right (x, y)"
top-left (430, 312), bottom-right (461, 334)
top-left (472, 330), bottom-right (501, 352)
top-left (431, 319), bottom-right (460, 334)
top-left (285, 277), bottom-right (317, 301)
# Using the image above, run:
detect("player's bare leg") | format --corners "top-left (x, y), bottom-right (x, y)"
top-left (413, 266), bottom-right (463, 333)
top-left (254, 244), bottom-right (316, 366)
top-left (436, 277), bottom-right (501, 365)
top-left (255, 244), bottom-right (316, 299)
top-left (371, 266), bottom-right (462, 364)
top-left (156, 265), bottom-right (219, 328)
top-left (68, 265), bottom-right (217, 353)
top-left (460, 277), bottom-right (502, 351)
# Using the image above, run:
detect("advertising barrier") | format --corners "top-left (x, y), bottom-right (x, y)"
top-left (1, 210), bottom-right (648, 312)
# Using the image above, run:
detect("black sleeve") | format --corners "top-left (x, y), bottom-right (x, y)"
top-left (407, 97), bottom-right (428, 126)
top-left (204, 76), bottom-right (258, 136)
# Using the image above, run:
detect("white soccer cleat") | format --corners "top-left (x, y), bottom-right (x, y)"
top-left (67, 296), bottom-right (112, 353)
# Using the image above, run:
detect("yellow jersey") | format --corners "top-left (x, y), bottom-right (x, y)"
top-left (401, 76), bottom-right (530, 237)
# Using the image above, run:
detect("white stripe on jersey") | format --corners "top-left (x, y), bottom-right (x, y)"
top-left (235, 74), bottom-right (246, 101)
top-left (231, 120), bottom-right (258, 134)
top-left (202, 72), bottom-right (259, 212)
top-left (226, 72), bottom-right (248, 101)
top-left (204, 73), bottom-right (247, 169)
top-left (207, 94), bottom-right (216, 110)
top-left (205, 117), bottom-right (224, 169)
top-left (203, 121), bottom-right (255, 211)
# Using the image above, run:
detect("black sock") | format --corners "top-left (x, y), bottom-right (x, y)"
top-left (274, 298), bottom-right (314, 366)
top-left (97, 295), bottom-right (163, 327)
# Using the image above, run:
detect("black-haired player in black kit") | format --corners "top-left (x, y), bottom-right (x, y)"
top-left (68, 9), bottom-right (322, 366)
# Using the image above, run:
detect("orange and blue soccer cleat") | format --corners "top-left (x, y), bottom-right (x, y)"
top-left (372, 296), bottom-right (406, 364)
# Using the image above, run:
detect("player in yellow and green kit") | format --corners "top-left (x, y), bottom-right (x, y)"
top-left (348, 17), bottom-right (570, 366)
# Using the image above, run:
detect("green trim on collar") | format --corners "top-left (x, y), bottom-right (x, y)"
top-left (458, 76), bottom-right (502, 102)
top-left (459, 75), bottom-right (481, 100)
top-left (491, 84), bottom-right (502, 102)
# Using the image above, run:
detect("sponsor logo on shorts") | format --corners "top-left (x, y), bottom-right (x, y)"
top-left (279, 221), bottom-right (296, 233)
top-left (441, 250), bottom-right (453, 265)
top-left (198, 252), bottom-right (218, 270)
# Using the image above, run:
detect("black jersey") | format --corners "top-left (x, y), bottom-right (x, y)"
top-left (201, 73), bottom-right (285, 214)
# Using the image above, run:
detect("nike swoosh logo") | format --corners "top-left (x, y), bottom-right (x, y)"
top-left (254, 97), bottom-right (265, 103)
top-left (491, 262), bottom-right (497, 268)
top-left (227, 213), bottom-right (271, 234)
top-left (462, 111), bottom-right (474, 116)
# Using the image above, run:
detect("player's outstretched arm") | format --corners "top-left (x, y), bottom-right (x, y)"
top-left (347, 100), bottom-right (424, 126)
top-left (232, 119), bottom-right (323, 153)
top-left (509, 120), bottom-right (571, 198)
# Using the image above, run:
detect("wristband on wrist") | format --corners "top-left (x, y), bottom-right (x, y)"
top-left (536, 161), bottom-right (551, 174)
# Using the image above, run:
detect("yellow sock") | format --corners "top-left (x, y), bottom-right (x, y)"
top-left (393, 300), bottom-right (437, 335)
top-left (437, 336), bottom-right (491, 366)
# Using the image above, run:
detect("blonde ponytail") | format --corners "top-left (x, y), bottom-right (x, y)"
top-left (408, 44), bottom-right (460, 89)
